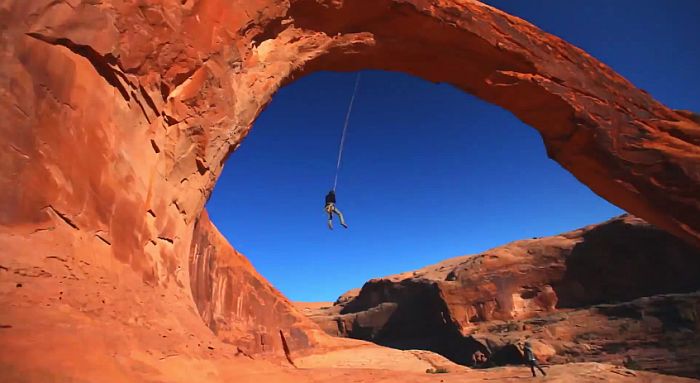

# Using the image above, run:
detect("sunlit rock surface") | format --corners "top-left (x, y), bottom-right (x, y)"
top-left (189, 211), bottom-right (326, 359)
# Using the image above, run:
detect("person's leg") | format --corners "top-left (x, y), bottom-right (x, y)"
top-left (332, 206), bottom-right (348, 228)
top-left (534, 361), bottom-right (546, 376)
top-left (325, 206), bottom-right (333, 230)
top-left (529, 361), bottom-right (537, 377)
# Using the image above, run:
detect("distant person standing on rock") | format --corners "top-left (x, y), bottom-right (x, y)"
top-left (325, 190), bottom-right (348, 230)
top-left (523, 341), bottom-right (547, 377)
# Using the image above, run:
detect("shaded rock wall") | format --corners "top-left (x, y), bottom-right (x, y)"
top-left (555, 219), bottom-right (700, 307)
top-left (1, 0), bottom-right (699, 380)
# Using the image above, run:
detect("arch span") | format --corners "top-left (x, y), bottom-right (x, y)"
top-left (247, 0), bottom-right (700, 248)
top-left (0, 0), bottom-right (699, 380)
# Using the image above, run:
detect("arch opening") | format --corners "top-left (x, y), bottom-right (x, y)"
top-left (205, 69), bottom-right (624, 303)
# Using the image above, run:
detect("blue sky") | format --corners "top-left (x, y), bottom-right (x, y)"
top-left (207, 0), bottom-right (700, 302)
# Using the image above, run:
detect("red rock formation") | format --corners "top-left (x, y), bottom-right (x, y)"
top-left (306, 215), bottom-right (700, 376)
top-left (189, 211), bottom-right (325, 359)
top-left (1, 0), bottom-right (700, 381)
top-left (468, 293), bottom-right (700, 378)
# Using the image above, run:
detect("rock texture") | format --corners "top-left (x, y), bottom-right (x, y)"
top-left (467, 292), bottom-right (700, 378)
top-left (189, 211), bottom-right (326, 359)
top-left (303, 215), bottom-right (700, 377)
top-left (1, 0), bottom-right (700, 381)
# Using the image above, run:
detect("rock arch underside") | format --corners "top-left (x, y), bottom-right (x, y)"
top-left (1, 0), bottom-right (699, 382)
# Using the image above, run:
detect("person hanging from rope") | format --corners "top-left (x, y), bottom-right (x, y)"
top-left (325, 73), bottom-right (360, 230)
top-left (324, 190), bottom-right (348, 230)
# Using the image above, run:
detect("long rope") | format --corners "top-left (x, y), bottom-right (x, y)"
top-left (333, 73), bottom-right (361, 191)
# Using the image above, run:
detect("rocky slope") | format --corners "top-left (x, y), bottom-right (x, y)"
top-left (301, 215), bottom-right (700, 377)
top-left (1, 0), bottom-right (700, 381)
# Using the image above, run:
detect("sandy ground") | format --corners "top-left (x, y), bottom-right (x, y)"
top-left (290, 345), bottom-right (700, 383)
top-left (236, 362), bottom-right (700, 383)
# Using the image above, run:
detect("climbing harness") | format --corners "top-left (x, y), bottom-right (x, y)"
top-left (332, 72), bottom-right (361, 192)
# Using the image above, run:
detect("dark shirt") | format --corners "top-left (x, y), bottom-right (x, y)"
top-left (524, 347), bottom-right (535, 362)
top-left (325, 192), bottom-right (336, 205)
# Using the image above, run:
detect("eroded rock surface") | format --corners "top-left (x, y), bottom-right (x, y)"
top-left (189, 211), bottom-right (326, 359)
top-left (469, 292), bottom-right (700, 378)
top-left (303, 216), bottom-right (700, 377)
top-left (1, 0), bottom-right (700, 381)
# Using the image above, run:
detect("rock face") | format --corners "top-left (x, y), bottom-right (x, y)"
top-left (1, 0), bottom-right (700, 381)
top-left (305, 215), bottom-right (700, 377)
top-left (471, 292), bottom-right (700, 378)
top-left (189, 211), bottom-right (325, 359)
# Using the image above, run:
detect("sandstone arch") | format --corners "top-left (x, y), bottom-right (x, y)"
top-left (1, 0), bottom-right (699, 381)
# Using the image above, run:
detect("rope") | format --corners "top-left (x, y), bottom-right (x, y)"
top-left (333, 72), bottom-right (361, 191)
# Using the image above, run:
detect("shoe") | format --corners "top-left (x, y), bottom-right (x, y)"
top-left (328, 221), bottom-right (333, 230)
top-left (341, 223), bottom-right (348, 229)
